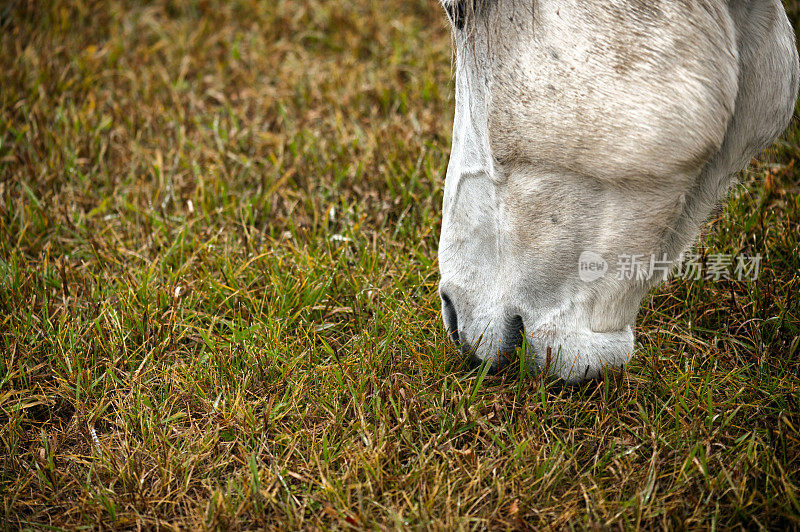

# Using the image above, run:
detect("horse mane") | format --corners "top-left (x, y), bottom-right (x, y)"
top-left (444, 1), bottom-right (533, 35)
top-left (443, 0), bottom-right (482, 31)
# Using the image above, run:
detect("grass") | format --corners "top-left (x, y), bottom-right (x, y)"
top-left (1, 0), bottom-right (800, 528)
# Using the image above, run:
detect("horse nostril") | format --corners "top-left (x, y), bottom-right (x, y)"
top-left (441, 292), bottom-right (461, 346)
top-left (500, 315), bottom-right (524, 353)
top-left (489, 315), bottom-right (524, 374)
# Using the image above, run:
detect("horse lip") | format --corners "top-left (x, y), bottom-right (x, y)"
top-left (467, 352), bottom-right (511, 374)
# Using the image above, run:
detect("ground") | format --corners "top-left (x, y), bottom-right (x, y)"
top-left (2, 0), bottom-right (800, 529)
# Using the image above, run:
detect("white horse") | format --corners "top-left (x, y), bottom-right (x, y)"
top-left (437, 0), bottom-right (799, 381)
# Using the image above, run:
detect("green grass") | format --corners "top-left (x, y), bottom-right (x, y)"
top-left (2, 0), bottom-right (800, 528)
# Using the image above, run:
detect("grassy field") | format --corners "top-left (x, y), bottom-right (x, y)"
top-left (2, 0), bottom-right (800, 529)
